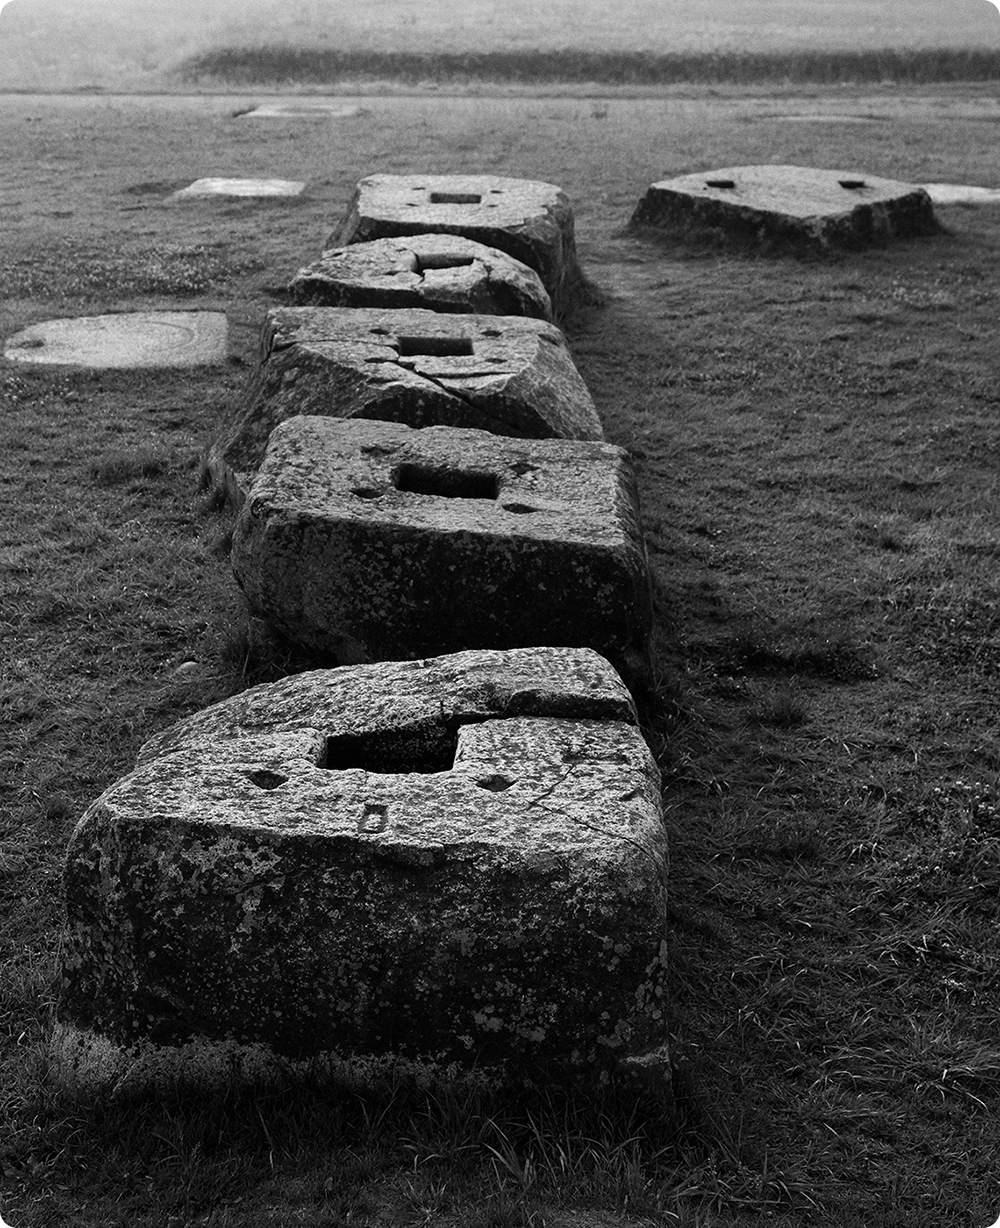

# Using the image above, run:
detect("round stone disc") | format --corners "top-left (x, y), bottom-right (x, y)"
top-left (4, 311), bottom-right (229, 369)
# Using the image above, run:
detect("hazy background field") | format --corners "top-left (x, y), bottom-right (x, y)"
top-left (1, 0), bottom-right (999, 91)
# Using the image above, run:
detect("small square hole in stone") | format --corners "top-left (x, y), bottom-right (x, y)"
top-left (705, 178), bottom-right (736, 189)
top-left (396, 335), bottom-right (475, 358)
top-left (415, 253), bottom-right (477, 271)
top-left (393, 463), bottom-right (499, 500)
top-left (839, 179), bottom-right (867, 189)
top-left (324, 729), bottom-right (458, 773)
top-left (429, 191), bottom-right (483, 204)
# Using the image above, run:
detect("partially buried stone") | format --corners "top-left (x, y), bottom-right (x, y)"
top-left (3, 311), bottom-right (228, 369)
top-left (208, 306), bottom-right (602, 502)
top-left (630, 164), bottom-right (939, 251)
top-left (54, 647), bottom-right (668, 1093)
top-left (331, 174), bottom-right (584, 315)
top-left (230, 417), bottom-right (653, 682)
top-left (288, 234), bottom-right (552, 320)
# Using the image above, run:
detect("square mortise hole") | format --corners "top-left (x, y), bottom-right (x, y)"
top-left (705, 178), bottom-right (736, 189)
top-left (323, 728), bottom-right (458, 773)
top-left (396, 335), bottom-right (475, 358)
top-left (415, 253), bottom-right (477, 271)
top-left (392, 463), bottom-right (499, 500)
top-left (429, 191), bottom-right (482, 204)
top-left (839, 179), bottom-right (867, 189)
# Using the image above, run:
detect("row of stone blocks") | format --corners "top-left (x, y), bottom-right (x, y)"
top-left (56, 175), bottom-right (666, 1092)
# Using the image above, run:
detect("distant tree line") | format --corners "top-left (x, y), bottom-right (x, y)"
top-left (180, 46), bottom-right (1000, 87)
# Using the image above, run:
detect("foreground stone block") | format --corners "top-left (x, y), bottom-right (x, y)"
top-left (231, 417), bottom-right (652, 682)
top-left (210, 306), bottom-right (602, 499)
top-left (331, 174), bottom-right (584, 314)
top-left (55, 647), bottom-right (667, 1092)
top-left (630, 165), bottom-right (938, 251)
top-left (4, 311), bottom-right (228, 369)
top-left (289, 234), bottom-right (552, 320)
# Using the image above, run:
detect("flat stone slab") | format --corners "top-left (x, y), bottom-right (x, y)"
top-left (210, 306), bottom-right (602, 501)
top-left (288, 234), bottom-right (552, 320)
top-left (231, 417), bottom-right (652, 682)
top-left (920, 183), bottom-right (1000, 206)
top-left (3, 311), bottom-right (228, 369)
top-left (169, 178), bottom-right (305, 199)
top-left (331, 174), bottom-right (583, 314)
top-left (54, 647), bottom-right (667, 1092)
top-left (630, 165), bottom-right (939, 252)
top-left (772, 114), bottom-right (880, 125)
top-left (240, 103), bottom-right (362, 119)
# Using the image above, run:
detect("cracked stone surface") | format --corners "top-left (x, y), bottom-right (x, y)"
top-left (630, 165), bottom-right (939, 251)
top-left (288, 234), bottom-right (552, 319)
top-left (331, 174), bottom-right (584, 315)
top-left (54, 647), bottom-right (668, 1091)
top-left (230, 417), bottom-right (653, 684)
top-left (209, 306), bottom-right (603, 501)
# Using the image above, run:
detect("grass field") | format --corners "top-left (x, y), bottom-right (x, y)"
top-left (3, 85), bottom-right (1000, 1226)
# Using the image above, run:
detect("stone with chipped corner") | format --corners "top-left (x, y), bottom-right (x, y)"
top-left (230, 417), bottom-right (653, 685)
top-left (331, 174), bottom-right (584, 315)
top-left (630, 165), bottom-right (938, 252)
top-left (208, 306), bottom-right (602, 501)
top-left (288, 234), bottom-right (552, 320)
top-left (54, 647), bottom-right (668, 1092)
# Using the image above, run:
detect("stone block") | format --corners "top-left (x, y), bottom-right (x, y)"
top-left (920, 183), bottom-right (1000, 206)
top-left (239, 103), bottom-right (362, 120)
top-left (3, 311), bottom-right (228, 369)
top-left (630, 165), bottom-right (938, 252)
top-left (288, 234), bottom-right (552, 320)
top-left (331, 174), bottom-right (583, 314)
top-left (169, 178), bottom-right (305, 199)
top-left (210, 306), bottom-right (602, 500)
top-left (230, 417), bottom-right (652, 683)
top-left (54, 647), bottom-right (667, 1092)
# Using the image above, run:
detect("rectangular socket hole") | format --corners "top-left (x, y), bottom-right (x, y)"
top-left (429, 191), bottom-right (482, 204)
top-left (839, 179), bottom-right (867, 189)
top-left (705, 178), bottom-right (736, 189)
top-left (415, 253), bottom-right (477, 271)
top-left (393, 463), bottom-right (499, 500)
top-left (324, 729), bottom-right (458, 774)
top-left (396, 335), bottom-right (475, 358)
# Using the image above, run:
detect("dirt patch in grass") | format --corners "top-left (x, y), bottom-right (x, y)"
top-left (3, 87), bottom-right (1000, 1227)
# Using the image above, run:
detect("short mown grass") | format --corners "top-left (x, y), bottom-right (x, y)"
top-left (3, 84), bottom-right (1000, 1226)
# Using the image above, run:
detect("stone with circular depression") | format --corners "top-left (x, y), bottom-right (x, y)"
top-left (4, 311), bottom-right (228, 369)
